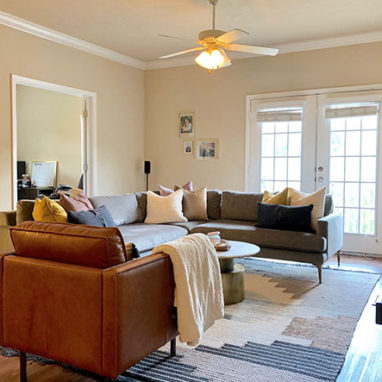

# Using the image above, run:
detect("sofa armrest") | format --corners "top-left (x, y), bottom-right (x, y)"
top-left (0, 211), bottom-right (16, 227)
top-left (317, 213), bottom-right (343, 257)
top-left (101, 253), bottom-right (176, 378)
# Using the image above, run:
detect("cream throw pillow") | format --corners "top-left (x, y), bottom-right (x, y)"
top-left (175, 185), bottom-right (208, 221)
top-left (262, 188), bottom-right (289, 205)
top-left (289, 187), bottom-right (326, 232)
top-left (145, 190), bottom-right (187, 224)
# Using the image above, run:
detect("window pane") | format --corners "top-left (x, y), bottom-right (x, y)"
top-left (288, 158), bottom-right (301, 181)
top-left (361, 157), bottom-right (376, 182)
top-left (262, 134), bottom-right (274, 157)
top-left (288, 133), bottom-right (301, 156)
top-left (345, 183), bottom-right (359, 207)
top-left (274, 181), bottom-right (287, 192)
top-left (345, 157), bottom-right (360, 182)
top-left (330, 182), bottom-right (344, 207)
top-left (275, 122), bottom-right (288, 133)
top-left (261, 158), bottom-right (274, 180)
top-left (330, 131), bottom-right (345, 156)
top-left (362, 115), bottom-right (377, 130)
top-left (289, 121), bottom-right (302, 132)
top-left (275, 134), bottom-right (288, 156)
top-left (344, 209), bottom-right (359, 233)
top-left (331, 118), bottom-right (345, 131)
top-left (360, 183), bottom-right (375, 208)
top-left (360, 209), bottom-right (375, 234)
top-left (361, 130), bottom-right (377, 156)
top-left (262, 123), bottom-right (274, 133)
top-left (288, 181), bottom-right (300, 190)
top-left (330, 157), bottom-right (344, 181)
top-left (346, 131), bottom-right (361, 156)
top-left (261, 180), bottom-right (274, 192)
top-left (346, 117), bottom-right (361, 130)
top-left (275, 158), bottom-right (287, 180)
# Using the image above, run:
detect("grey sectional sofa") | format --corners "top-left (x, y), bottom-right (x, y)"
top-left (0, 189), bottom-right (343, 283)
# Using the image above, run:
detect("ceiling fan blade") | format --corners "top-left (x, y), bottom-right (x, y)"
top-left (227, 43), bottom-right (279, 56)
top-left (159, 47), bottom-right (204, 59)
top-left (158, 33), bottom-right (194, 42)
top-left (216, 29), bottom-right (249, 44)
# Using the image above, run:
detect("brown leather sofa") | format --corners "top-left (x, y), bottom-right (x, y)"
top-left (0, 221), bottom-right (177, 381)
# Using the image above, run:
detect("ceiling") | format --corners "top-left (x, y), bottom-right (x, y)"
top-left (1, 0), bottom-right (382, 63)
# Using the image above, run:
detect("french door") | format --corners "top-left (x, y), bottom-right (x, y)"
top-left (247, 90), bottom-right (382, 255)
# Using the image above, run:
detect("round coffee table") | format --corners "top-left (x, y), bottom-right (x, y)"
top-left (217, 240), bottom-right (260, 305)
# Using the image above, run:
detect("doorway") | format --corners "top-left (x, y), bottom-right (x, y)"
top-left (246, 86), bottom-right (382, 256)
top-left (11, 75), bottom-right (97, 209)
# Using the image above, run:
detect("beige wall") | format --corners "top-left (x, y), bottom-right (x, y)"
top-left (0, 25), bottom-right (144, 210)
top-left (145, 42), bottom-right (382, 191)
top-left (17, 85), bottom-right (83, 187)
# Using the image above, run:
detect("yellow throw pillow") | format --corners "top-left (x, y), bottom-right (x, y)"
top-left (32, 196), bottom-right (68, 223)
top-left (262, 188), bottom-right (289, 205)
top-left (288, 187), bottom-right (326, 232)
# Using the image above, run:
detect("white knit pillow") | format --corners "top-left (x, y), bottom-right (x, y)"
top-left (289, 187), bottom-right (326, 232)
top-left (145, 189), bottom-right (187, 224)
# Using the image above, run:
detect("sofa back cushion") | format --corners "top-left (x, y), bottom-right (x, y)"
top-left (10, 221), bottom-right (129, 268)
top-left (324, 195), bottom-right (334, 216)
top-left (206, 190), bottom-right (222, 220)
top-left (221, 191), bottom-right (263, 221)
top-left (89, 194), bottom-right (140, 226)
top-left (16, 200), bottom-right (35, 224)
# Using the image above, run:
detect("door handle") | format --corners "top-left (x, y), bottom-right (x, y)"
top-left (318, 166), bottom-right (324, 172)
top-left (318, 176), bottom-right (324, 182)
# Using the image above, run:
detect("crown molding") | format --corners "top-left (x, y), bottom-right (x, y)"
top-left (0, 11), bottom-right (146, 70)
top-left (2, 10), bottom-right (382, 72)
top-left (146, 29), bottom-right (382, 70)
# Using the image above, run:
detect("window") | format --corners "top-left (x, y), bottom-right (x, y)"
top-left (258, 107), bottom-right (303, 192)
top-left (326, 103), bottom-right (379, 234)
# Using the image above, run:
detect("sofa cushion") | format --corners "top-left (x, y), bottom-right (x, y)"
top-left (59, 193), bottom-right (93, 212)
top-left (262, 188), bottom-right (289, 205)
top-left (175, 185), bottom-right (208, 221)
top-left (10, 221), bottom-right (129, 268)
top-left (32, 196), bottom-right (67, 223)
top-left (257, 202), bottom-right (313, 232)
top-left (221, 191), bottom-right (263, 221)
top-left (190, 219), bottom-right (326, 253)
top-left (206, 190), bottom-right (222, 220)
top-left (168, 220), bottom-right (207, 233)
top-left (68, 205), bottom-right (116, 227)
top-left (90, 193), bottom-right (140, 226)
top-left (16, 200), bottom-right (35, 224)
top-left (118, 223), bottom-right (187, 253)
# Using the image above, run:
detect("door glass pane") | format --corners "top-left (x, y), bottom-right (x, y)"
top-left (328, 111), bottom-right (378, 236)
top-left (259, 112), bottom-right (303, 192)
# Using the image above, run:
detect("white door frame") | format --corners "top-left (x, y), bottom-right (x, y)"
top-left (11, 75), bottom-right (97, 209)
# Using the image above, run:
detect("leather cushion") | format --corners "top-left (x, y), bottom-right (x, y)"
top-left (10, 221), bottom-right (129, 268)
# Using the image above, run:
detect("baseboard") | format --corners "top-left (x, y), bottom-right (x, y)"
top-left (342, 251), bottom-right (382, 259)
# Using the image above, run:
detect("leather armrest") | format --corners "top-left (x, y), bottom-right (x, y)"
top-left (101, 253), bottom-right (176, 378)
top-left (317, 213), bottom-right (343, 257)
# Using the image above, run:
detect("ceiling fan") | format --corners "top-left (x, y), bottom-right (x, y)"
top-left (159, 0), bottom-right (278, 71)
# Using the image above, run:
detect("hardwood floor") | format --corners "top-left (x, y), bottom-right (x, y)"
top-left (1, 254), bottom-right (381, 382)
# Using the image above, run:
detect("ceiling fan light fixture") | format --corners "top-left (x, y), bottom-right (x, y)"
top-left (195, 48), bottom-right (230, 70)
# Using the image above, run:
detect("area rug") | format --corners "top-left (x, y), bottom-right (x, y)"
top-left (1, 259), bottom-right (380, 382)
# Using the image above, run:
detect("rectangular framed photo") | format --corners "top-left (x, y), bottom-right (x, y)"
top-left (196, 139), bottom-right (219, 160)
top-left (179, 112), bottom-right (195, 138)
top-left (183, 140), bottom-right (193, 155)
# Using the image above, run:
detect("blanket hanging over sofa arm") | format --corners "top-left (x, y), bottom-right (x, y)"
top-left (151, 233), bottom-right (224, 346)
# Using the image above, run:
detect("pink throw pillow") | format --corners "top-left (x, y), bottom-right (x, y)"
top-left (59, 193), bottom-right (93, 212)
top-left (159, 181), bottom-right (193, 196)
top-left (74, 191), bottom-right (94, 210)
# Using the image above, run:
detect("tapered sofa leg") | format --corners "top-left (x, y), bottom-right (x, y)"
top-left (170, 338), bottom-right (176, 357)
top-left (20, 351), bottom-right (27, 382)
top-left (337, 250), bottom-right (341, 267)
top-left (317, 265), bottom-right (322, 284)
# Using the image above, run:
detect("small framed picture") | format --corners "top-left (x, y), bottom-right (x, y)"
top-left (179, 112), bottom-right (195, 138)
top-left (196, 139), bottom-right (219, 160)
top-left (183, 141), bottom-right (193, 155)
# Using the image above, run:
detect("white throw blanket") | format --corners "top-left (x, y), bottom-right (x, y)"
top-left (151, 233), bottom-right (224, 346)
